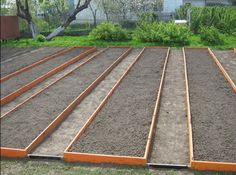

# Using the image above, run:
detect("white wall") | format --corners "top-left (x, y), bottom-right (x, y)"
top-left (184, 0), bottom-right (205, 6)
top-left (163, 0), bottom-right (183, 12)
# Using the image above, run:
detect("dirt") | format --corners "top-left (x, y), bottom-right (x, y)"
top-left (213, 50), bottom-right (236, 85)
top-left (149, 49), bottom-right (188, 165)
top-left (1, 47), bottom-right (88, 99)
top-left (0, 47), bottom-right (128, 149)
top-left (0, 49), bottom-right (104, 116)
top-left (185, 48), bottom-right (236, 162)
top-left (32, 49), bottom-right (142, 156)
top-left (1, 47), bottom-right (65, 77)
top-left (1, 47), bottom-right (38, 62)
top-left (70, 48), bottom-right (167, 157)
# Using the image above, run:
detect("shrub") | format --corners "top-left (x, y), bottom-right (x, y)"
top-left (133, 22), bottom-right (191, 45)
top-left (200, 26), bottom-right (224, 45)
top-left (89, 22), bottom-right (129, 41)
top-left (36, 34), bottom-right (46, 42)
top-left (176, 5), bottom-right (236, 34)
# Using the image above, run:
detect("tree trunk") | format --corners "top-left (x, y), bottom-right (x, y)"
top-left (46, 26), bottom-right (65, 40)
top-left (29, 20), bottom-right (38, 38)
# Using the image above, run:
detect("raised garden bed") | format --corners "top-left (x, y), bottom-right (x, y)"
top-left (184, 48), bottom-right (236, 171)
top-left (0, 47), bottom-right (130, 158)
top-left (0, 47), bottom-right (96, 105)
top-left (1, 47), bottom-right (66, 77)
top-left (64, 47), bottom-right (169, 165)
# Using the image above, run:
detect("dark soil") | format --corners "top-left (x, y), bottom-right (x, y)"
top-left (0, 48), bottom-right (127, 149)
top-left (213, 50), bottom-right (236, 85)
top-left (185, 48), bottom-right (236, 162)
top-left (70, 48), bottom-right (167, 157)
top-left (1, 47), bottom-right (65, 77)
top-left (1, 48), bottom-right (37, 62)
top-left (1, 47), bottom-right (88, 99)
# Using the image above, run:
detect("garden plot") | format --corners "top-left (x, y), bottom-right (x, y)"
top-left (66, 47), bottom-right (168, 165)
top-left (213, 50), bottom-right (236, 86)
top-left (184, 48), bottom-right (236, 170)
top-left (32, 49), bottom-right (142, 157)
top-left (0, 47), bottom-right (38, 62)
top-left (1, 47), bottom-right (94, 105)
top-left (1, 47), bottom-right (66, 77)
top-left (0, 47), bottom-right (130, 155)
top-left (1, 49), bottom-right (103, 116)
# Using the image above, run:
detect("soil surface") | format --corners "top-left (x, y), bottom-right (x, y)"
top-left (0, 47), bottom-right (127, 149)
top-left (0, 49), bottom-right (103, 116)
top-left (1, 47), bottom-right (88, 98)
top-left (32, 49), bottom-right (142, 156)
top-left (213, 50), bottom-right (236, 85)
top-left (185, 48), bottom-right (236, 162)
top-left (149, 49), bottom-right (188, 165)
top-left (1, 47), bottom-right (38, 62)
top-left (1, 47), bottom-right (65, 77)
top-left (70, 48), bottom-right (167, 157)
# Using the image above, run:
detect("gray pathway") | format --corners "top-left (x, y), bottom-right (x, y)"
top-left (149, 49), bottom-right (189, 165)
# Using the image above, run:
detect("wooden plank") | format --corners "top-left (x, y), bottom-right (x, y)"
top-left (208, 48), bottom-right (236, 93)
top-left (182, 47), bottom-right (194, 165)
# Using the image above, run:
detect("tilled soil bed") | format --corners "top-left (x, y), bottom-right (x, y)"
top-left (70, 48), bottom-right (168, 157)
top-left (1, 47), bottom-right (37, 62)
top-left (1, 47), bottom-right (65, 77)
top-left (185, 48), bottom-right (236, 162)
top-left (1, 47), bottom-right (88, 99)
top-left (0, 47), bottom-right (128, 149)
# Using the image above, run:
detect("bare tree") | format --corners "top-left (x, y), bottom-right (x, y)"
top-left (89, 0), bottom-right (101, 26)
top-left (46, 0), bottom-right (92, 40)
top-left (16, 0), bottom-right (38, 38)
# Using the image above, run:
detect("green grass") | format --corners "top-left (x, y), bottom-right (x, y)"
top-left (2, 35), bottom-right (235, 49)
top-left (1, 159), bottom-right (233, 175)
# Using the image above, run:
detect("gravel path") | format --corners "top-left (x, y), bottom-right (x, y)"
top-left (1, 47), bottom-right (65, 77)
top-left (1, 47), bottom-right (127, 149)
top-left (70, 48), bottom-right (167, 157)
top-left (213, 50), bottom-right (236, 85)
top-left (185, 48), bottom-right (236, 162)
top-left (1, 48), bottom-right (87, 98)
top-left (149, 49), bottom-right (188, 165)
top-left (32, 49), bottom-right (142, 156)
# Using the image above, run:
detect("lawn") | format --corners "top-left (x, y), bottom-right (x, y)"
top-left (1, 159), bottom-right (234, 175)
top-left (1, 35), bottom-right (236, 50)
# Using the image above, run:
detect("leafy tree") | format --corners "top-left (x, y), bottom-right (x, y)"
top-left (46, 0), bottom-right (92, 40)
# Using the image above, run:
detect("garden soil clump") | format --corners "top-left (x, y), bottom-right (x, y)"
top-left (0, 47), bottom-right (128, 149)
top-left (1, 47), bottom-right (65, 77)
top-left (1, 47), bottom-right (88, 98)
top-left (70, 48), bottom-right (167, 157)
top-left (185, 48), bottom-right (236, 162)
